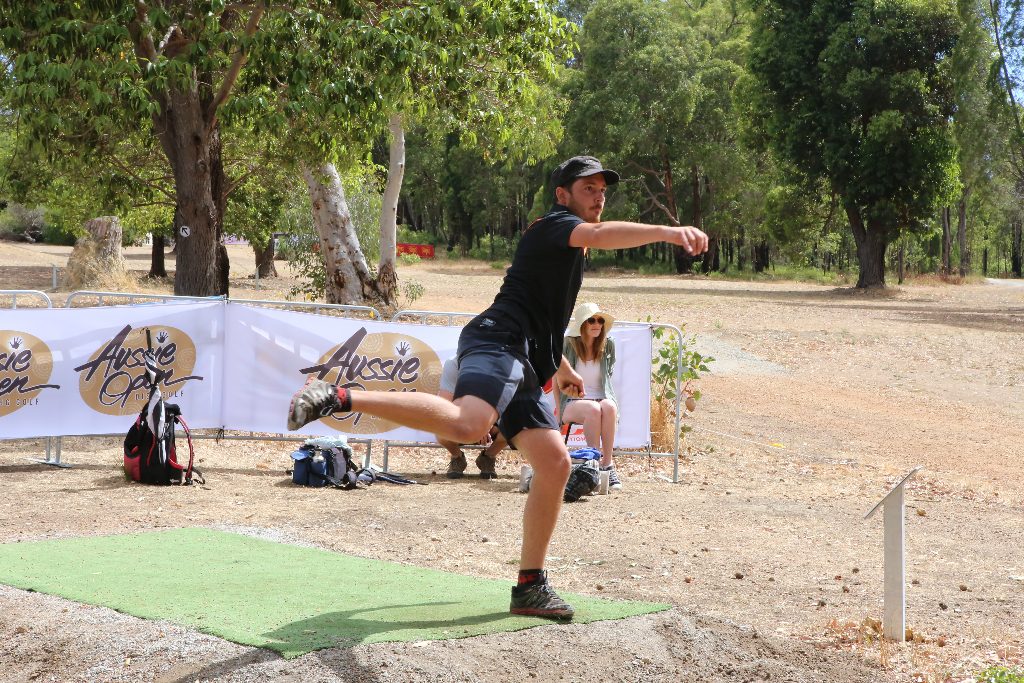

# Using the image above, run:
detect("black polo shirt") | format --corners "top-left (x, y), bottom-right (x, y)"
top-left (480, 204), bottom-right (585, 382)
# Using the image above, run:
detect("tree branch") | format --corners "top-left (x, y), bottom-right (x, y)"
top-left (206, 1), bottom-right (266, 129)
top-left (639, 179), bottom-right (681, 226)
top-left (131, 2), bottom-right (159, 62)
top-left (105, 154), bottom-right (177, 204)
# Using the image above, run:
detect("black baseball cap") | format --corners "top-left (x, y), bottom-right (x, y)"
top-left (550, 155), bottom-right (620, 190)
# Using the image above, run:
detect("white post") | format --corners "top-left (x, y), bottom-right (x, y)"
top-left (864, 466), bottom-right (922, 641)
top-left (882, 484), bottom-right (906, 640)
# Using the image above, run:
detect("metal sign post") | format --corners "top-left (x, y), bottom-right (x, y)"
top-left (864, 465), bottom-right (922, 641)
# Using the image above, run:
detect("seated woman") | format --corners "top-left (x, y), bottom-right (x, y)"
top-left (555, 302), bottom-right (622, 490)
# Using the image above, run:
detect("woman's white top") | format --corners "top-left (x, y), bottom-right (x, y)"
top-left (574, 359), bottom-right (605, 400)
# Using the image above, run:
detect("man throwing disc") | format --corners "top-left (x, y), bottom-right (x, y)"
top-left (288, 155), bottom-right (708, 620)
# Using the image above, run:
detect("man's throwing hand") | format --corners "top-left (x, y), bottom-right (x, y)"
top-left (556, 365), bottom-right (585, 399)
top-left (670, 225), bottom-right (710, 255)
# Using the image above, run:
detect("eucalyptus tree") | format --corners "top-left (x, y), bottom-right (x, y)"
top-left (563, 0), bottom-right (704, 273)
top-left (983, 0), bottom-right (1024, 274)
top-left (563, 0), bottom-right (753, 273)
top-left (947, 0), bottom-right (1005, 276)
top-left (277, 4), bottom-right (572, 305)
top-left (0, 1), bottom-right (572, 299)
top-left (747, 0), bottom-right (961, 287)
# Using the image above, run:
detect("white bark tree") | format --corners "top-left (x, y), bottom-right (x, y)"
top-left (300, 162), bottom-right (386, 306)
top-left (376, 113), bottom-right (406, 303)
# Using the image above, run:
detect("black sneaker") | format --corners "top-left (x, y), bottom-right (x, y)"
top-left (510, 576), bottom-right (575, 620)
top-left (476, 452), bottom-right (497, 479)
top-left (287, 378), bottom-right (342, 430)
top-left (446, 452), bottom-right (467, 479)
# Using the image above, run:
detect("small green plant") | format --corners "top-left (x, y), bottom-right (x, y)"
top-left (977, 666), bottom-right (1024, 683)
top-left (650, 321), bottom-right (713, 407)
top-left (398, 279), bottom-right (424, 309)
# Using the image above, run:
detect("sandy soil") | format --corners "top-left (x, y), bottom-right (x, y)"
top-left (1, 243), bottom-right (1023, 683)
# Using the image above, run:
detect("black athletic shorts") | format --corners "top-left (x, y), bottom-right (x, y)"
top-left (451, 315), bottom-right (558, 442)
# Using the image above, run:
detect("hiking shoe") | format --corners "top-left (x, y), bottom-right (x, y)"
top-left (602, 465), bottom-right (622, 490)
top-left (476, 452), bottom-right (497, 479)
top-left (287, 378), bottom-right (343, 430)
top-left (510, 577), bottom-right (575, 620)
top-left (446, 452), bottom-right (467, 479)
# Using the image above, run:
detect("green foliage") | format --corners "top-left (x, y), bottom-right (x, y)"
top-left (399, 279), bottom-right (425, 308)
top-left (976, 665), bottom-right (1024, 683)
top-left (0, 203), bottom-right (46, 240)
top-left (0, 0), bottom-right (574, 294)
top-left (398, 253), bottom-right (421, 265)
top-left (649, 323), bottom-right (713, 405)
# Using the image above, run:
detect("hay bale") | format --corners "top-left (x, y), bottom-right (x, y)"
top-left (63, 216), bottom-right (130, 290)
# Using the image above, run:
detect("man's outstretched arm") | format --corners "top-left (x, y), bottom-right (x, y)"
top-left (569, 221), bottom-right (709, 255)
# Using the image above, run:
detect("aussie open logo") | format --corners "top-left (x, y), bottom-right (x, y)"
top-left (74, 324), bottom-right (202, 415)
top-left (0, 331), bottom-right (60, 416)
top-left (299, 327), bottom-right (442, 433)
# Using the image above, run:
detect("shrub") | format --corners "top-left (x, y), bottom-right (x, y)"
top-left (977, 666), bottom-right (1024, 683)
top-left (0, 203), bottom-right (47, 242)
top-left (648, 322), bottom-right (713, 452)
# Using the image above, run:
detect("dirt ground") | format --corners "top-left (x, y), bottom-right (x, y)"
top-left (1, 242), bottom-right (1023, 683)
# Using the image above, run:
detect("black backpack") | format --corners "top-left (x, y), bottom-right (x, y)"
top-left (123, 401), bottom-right (203, 486)
top-left (290, 443), bottom-right (361, 489)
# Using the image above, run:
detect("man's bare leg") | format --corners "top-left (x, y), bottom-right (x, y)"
top-left (508, 427), bottom-right (575, 620)
top-left (512, 427), bottom-right (571, 569)
top-left (354, 390), bottom-right (493, 437)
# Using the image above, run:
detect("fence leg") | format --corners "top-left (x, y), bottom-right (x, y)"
top-left (28, 436), bottom-right (72, 468)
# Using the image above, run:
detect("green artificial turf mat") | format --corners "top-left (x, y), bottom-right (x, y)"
top-left (0, 528), bottom-right (670, 658)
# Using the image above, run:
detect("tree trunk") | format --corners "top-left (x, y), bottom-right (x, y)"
top-left (376, 113), bottom-right (405, 305)
top-left (673, 164), bottom-right (702, 274)
top-left (737, 225), bottom-right (746, 271)
top-left (983, 245), bottom-right (989, 275)
top-left (940, 206), bottom-right (952, 275)
top-left (1012, 220), bottom-right (1023, 277)
top-left (957, 189), bottom-right (969, 278)
top-left (753, 240), bottom-right (770, 272)
top-left (701, 235), bottom-right (719, 274)
top-left (148, 234), bottom-right (167, 278)
top-left (897, 241), bottom-right (905, 284)
top-left (846, 204), bottom-right (888, 288)
top-left (253, 239), bottom-right (278, 278)
top-left (64, 216), bottom-right (128, 290)
top-left (300, 162), bottom-right (387, 305)
top-left (153, 88), bottom-right (229, 297)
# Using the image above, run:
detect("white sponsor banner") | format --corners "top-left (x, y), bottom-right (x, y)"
top-left (2, 302), bottom-right (653, 448)
top-left (222, 304), bottom-right (455, 442)
top-left (223, 305), bottom-right (652, 447)
top-left (544, 323), bottom-right (652, 449)
top-left (0, 302), bottom-right (223, 438)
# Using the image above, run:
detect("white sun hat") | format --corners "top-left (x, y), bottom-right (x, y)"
top-left (567, 302), bottom-right (614, 338)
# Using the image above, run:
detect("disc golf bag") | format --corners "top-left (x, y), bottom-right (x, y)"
top-left (123, 401), bottom-right (202, 485)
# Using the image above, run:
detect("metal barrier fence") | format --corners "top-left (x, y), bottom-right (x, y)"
top-left (4, 294), bottom-right (689, 481)
top-left (1, 289), bottom-right (52, 309)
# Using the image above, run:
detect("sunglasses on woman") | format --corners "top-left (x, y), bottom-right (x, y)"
top-left (586, 317), bottom-right (604, 325)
